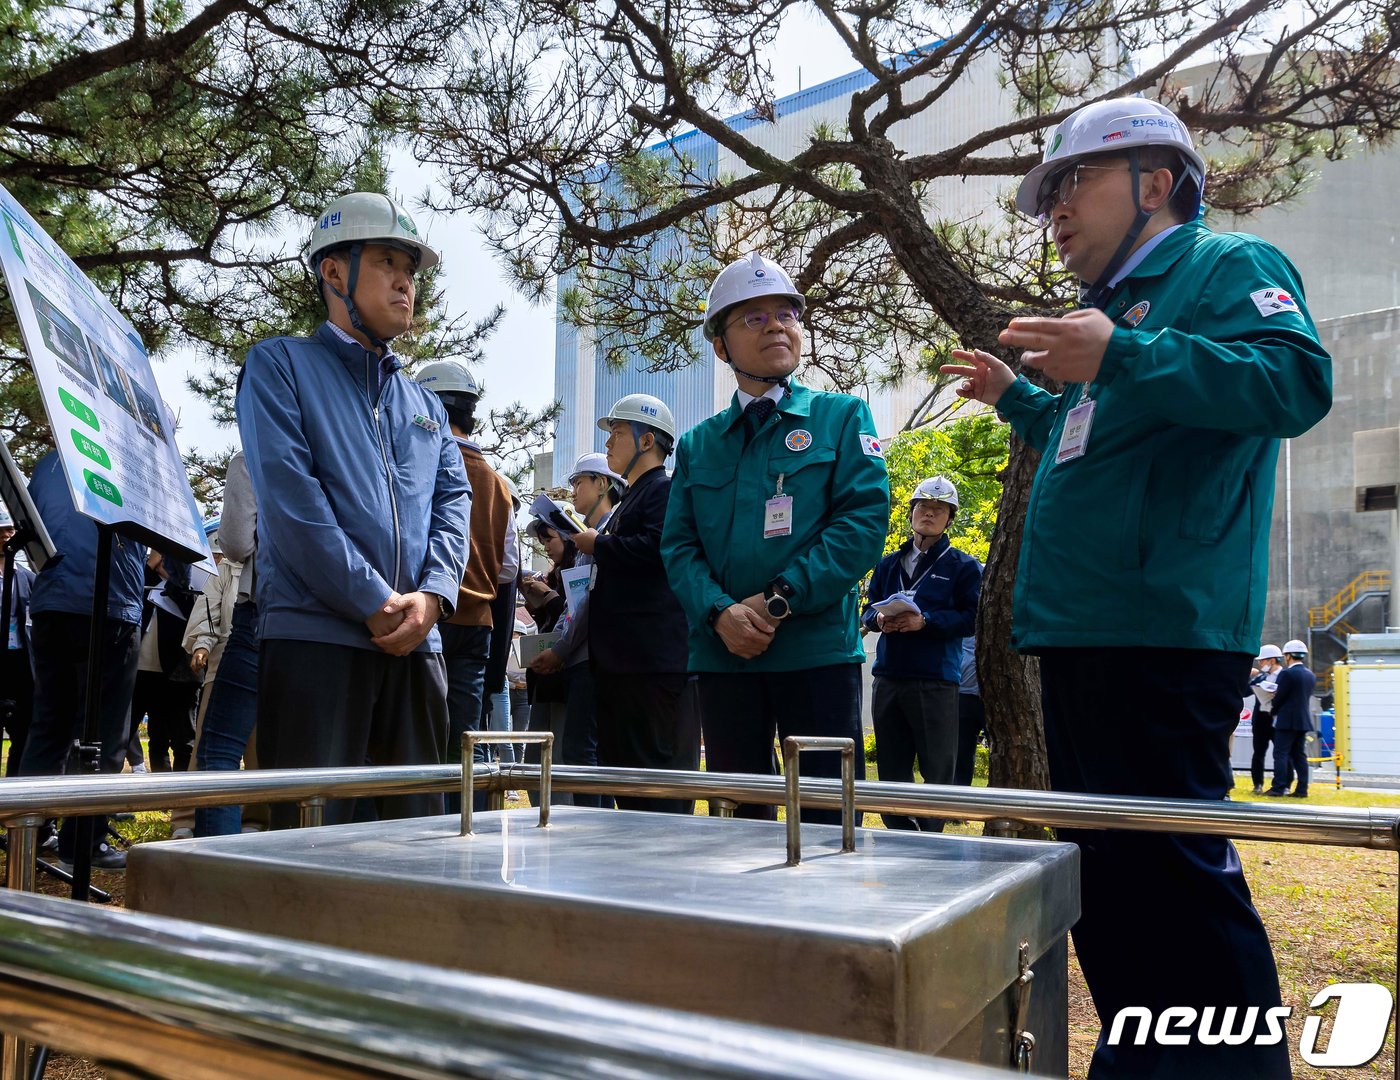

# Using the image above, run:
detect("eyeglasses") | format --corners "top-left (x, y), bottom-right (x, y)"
top-left (1035, 163), bottom-right (1129, 223)
top-left (724, 307), bottom-right (801, 332)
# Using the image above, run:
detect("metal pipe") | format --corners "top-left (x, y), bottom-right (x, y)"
top-left (297, 797), bottom-right (325, 830)
top-left (461, 732), bottom-right (552, 836)
top-left (781, 737), bottom-right (856, 866)
top-left (0, 890), bottom-right (989, 1080)
top-left (0, 764), bottom-right (1394, 853)
top-left (4, 817), bottom-right (42, 893)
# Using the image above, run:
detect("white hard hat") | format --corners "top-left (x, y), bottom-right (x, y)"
top-left (910, 476), bottom-right (959, 510)
top-left (0, 504), bottom-right (12, 529)
top-left (703, 253), bottom-right (806, 339)
top-left (1283, 639), bottom-right (1309, 656)
top-left (513, 620), bottom-right (531, 634)
top-left (596, 394), bottom-right (676, 441)
top-left (1256, 644), bottom-right (1283, 660)
top-left (414, 360), bottom-right (482, 397)
top-left (307, 192), bottom-right (439, 272)
top-left (568, 452), bottom-right (624, 485)
top-left (503, 474), bottom-right (521, 508)
top-left (1016, 98), bottom-right (1207, 220)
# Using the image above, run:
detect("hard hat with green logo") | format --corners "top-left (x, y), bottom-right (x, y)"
top-left (1016, 98), bottom-right (1206, 309)
top-left (307, 192), bottom-right (439, 272)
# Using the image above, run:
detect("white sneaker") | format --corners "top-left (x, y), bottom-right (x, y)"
top-left (132, 762), bottom-right (148, 774)
top-left (171, 828), bottom-right (194, 841)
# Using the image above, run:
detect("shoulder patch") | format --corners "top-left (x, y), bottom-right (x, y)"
top-left (858, 433), bottom-right (884, 458)
top-left (1249, 288), bottom-right (1300, 317)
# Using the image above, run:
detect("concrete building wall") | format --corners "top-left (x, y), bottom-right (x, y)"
top-left (1263, 307), bottom-right (1400, 656)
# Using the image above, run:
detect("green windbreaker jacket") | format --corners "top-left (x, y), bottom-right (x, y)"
top-left (996, 221), bottom-right (1332, 654)
top-left (662, 381), bottom-right (890, 672)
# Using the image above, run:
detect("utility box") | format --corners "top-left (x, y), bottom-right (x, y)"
top-left (1334, 632), bottom-right (1400, 775)
top-left (130, 808), bottom-right (1078, 1076)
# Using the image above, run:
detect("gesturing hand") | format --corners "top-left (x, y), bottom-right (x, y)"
top-left (996, 308), bottom-right (1114, 384)
top-left (941, 349), bottom-right (1016, 407)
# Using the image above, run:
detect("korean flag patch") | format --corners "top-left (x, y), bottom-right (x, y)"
top-left (1250, 288), bottom-right (1299, 317)
top-left (859, 433), bottom-right (884, 458)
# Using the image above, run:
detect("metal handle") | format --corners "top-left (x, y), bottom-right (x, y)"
top-left (781, 736), bottom-right (856, 866)
top-left (461, 732), bottom-right (553, 836)
top-left (1010, 940), bottom-right (1035, 1073)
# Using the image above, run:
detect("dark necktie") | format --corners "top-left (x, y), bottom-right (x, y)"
top-left (745, 397), bottom-right (776, 443)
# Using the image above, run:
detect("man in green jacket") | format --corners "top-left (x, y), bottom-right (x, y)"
top-left (945, 98), bottom-right (1331, 1080)
top-left (661, 253), bottom-right (889, 822)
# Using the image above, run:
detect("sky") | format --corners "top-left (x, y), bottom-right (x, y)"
top-left (147, 8), bottom-right (863, 473)
top-left (147, 2), bottom-right (1301, 475)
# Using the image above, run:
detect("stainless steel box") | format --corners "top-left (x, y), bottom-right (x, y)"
top-left (129, 808), bottom-right (1078, 1074)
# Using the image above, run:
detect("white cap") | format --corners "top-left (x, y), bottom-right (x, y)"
top-left (597, 394), bottom-right (677, 441)
top-left (910, 476), bottom-right (959, 510)
top-left (703, 253), bottom-right (806, 339)
top-left (415, 360), bottom-right (482, 396)
top-left (1283, 639), bottom-right (1309, 656)
top-left (1016, 98), bottom-right (1207, 221)
top-left (307, 192), bottom-right (439, 272)
top-left (1256, 644), bottom-right (1283, 660)
top-left (568, 452), bottom-right (624, 485)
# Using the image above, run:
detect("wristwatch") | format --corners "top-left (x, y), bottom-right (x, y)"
top-left (764, 577), bottom-right (795, 621)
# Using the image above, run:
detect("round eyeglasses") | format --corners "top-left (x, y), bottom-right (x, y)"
top-left (725, 308), bottom-right (801, 332)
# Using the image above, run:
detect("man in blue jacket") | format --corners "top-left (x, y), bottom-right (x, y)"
top-left (1266, 639), bottom-right (1316, 799)
top-left (944, 98), bottom-right (1330, 1078)
top-left (21, 451), bottom-right (146, 869)
top-left (861, 477), bottom-right (980, 830)
top-left (236, 192), bottom-right (472, 825)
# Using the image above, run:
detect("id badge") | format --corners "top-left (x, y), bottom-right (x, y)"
top-left (1056, 398), bottom-right (1096, 464)
top-left (764, 496), bottom-right (794, 538)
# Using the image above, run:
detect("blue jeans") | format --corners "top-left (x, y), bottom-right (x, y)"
top-left (487, 687), bottom-right (515, 763)
top-left (441, 622), bottom-right (490, 815)
top-left (194, 601), bottom-right (259, 837)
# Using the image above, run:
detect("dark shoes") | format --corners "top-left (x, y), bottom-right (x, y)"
top-left (58, 844), bottom-right (127, 872)
top-left (1263, 789), bottom-right (1289, 797)
top-left (1287, 790), bottom-right (1309, 798)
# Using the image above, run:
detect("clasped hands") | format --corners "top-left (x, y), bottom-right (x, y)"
top-left (366, 591), bottom-right (439, 656)
top-left (940, 307), bottom-right (1115, 405)
top-left (715, 594), bottom-right (780, 660)
top-left (876, 610), bottom-right (926, 633)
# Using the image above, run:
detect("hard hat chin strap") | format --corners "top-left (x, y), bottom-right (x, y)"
top-left (719, 330), bottom-right (791, 388)
top-left (1081, 149), bottom-right (1196, 311)
top-left (320, 242), bottom-right (392, 353)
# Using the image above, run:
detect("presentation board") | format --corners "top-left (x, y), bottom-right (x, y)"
top-left (0, 182), bottom-right (207, 563)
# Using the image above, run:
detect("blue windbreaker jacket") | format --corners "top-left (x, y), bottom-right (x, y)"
top-left (235, 323), bottom-right (472, 652)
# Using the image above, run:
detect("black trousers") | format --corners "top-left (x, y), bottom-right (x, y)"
top-left (21, 612), bottom-right (140, 858)
top-left (259, 639), bottom-right (448, 827)
top-left (2, 648), bottom-right (34, 778)
top-left (594, 670), bottom-right (698, 814)
top-left (1270, 728), bottom-right (1309, 795)
top-left (953, 691), bottom-right (984, 787)
top-left (871, 676), bottom-right (958, 831)
top-left (1249, 708), bottom-right (1273, 789)
top-left (1039, 647), bottom-right (1287, 1080)
top-left (698, 663), bottom-right (864, 825)
top-left (130, 670), bottom-right (196, 772)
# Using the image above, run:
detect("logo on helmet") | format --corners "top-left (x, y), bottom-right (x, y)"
top-left (1050, 132), bottom-right (1063, 155)
top-left (754, 269), bottom-right (766, 278)
top-left (397, 213), bottom-right (418, 235)
top-left (320, 211), bottom-right (342, 229)
top-left (1102, 130), bottom-right (1127, 142)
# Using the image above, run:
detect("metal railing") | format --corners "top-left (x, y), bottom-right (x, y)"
top-left (0, 888), bottom-right (1001, 1080)
top-left (1, 762), bottom-right (1397, 1077)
